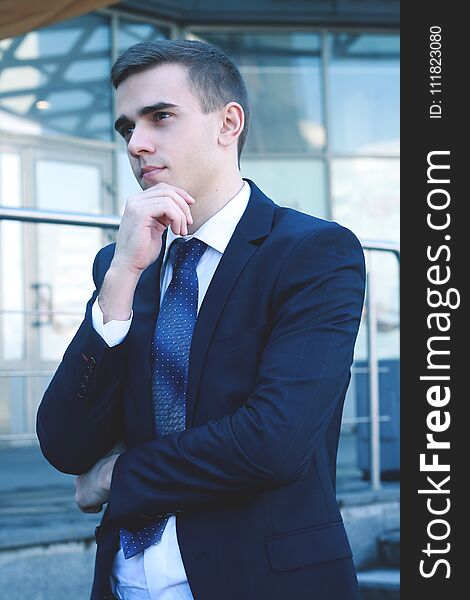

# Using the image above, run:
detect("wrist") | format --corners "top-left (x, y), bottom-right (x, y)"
top-left (98, 265), bottom-right (140, 323)
top-left (100, 454), bottom-right (120, 494)
top-left (107, 260), bottom-right (143, 284)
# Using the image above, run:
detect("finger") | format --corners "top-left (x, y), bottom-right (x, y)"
top-left (140, 189), bottom-right (193, 226)
top-left (153, 204), bottom-right (186, 236)
top-left (155, 195), bottom-right (191, 233)
top-left (166, 191), bottom-right (193, 226)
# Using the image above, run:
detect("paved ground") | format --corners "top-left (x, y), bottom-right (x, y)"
top-left (0, 444), bottom-right (101, 547)
top-left (0, 541), bottom-right (96, 599)
top-left (0, 444), bottom-right (100, 599)
top-left (0, 443), bottom-right (400, 600)
top-left (0, 444), bottom-right (71, 494)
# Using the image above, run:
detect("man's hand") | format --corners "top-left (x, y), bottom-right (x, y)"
top-left (98, 182), bottom-right (195, 323)
top-left (113, 182), bottom-right (195, 275)
top-left (74, 451), bottom-right (121, 514)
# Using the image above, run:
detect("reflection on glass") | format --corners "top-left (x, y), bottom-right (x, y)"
top-left (356, 254), bottom-right (400, 481)
top-left (337, 251), bottom-right (400, 487)
top-left (0, 152), bottom-right (24, 361)
top-left (36, 159), bottom-right (101, 213)
top-left (36, 224), bottom-right (102, 363)
top-left (331, 158), bottom-right (399, 242)
top-left (241, 158), bottom-right (327, 218)
top-left (117, 149), bottom-right (142, 215)
top-left (0, 376), bottom-right (26, 434)
top-left (331, 158), bottom-right (399, 357)
top-left (193, 32), bottom-right (325, 154)
top-left (117, 20), bottom-right (169, 54)
top-left (0, 151), bottom-right (21, 207)
top-left (1, 222), bottom-right (24, 362)
top-left (328, 33), bottom-right (399, 154)
top-left (0, 373), bottom-right (52, 436)
top-left (0, 14), bottom-right (112, 140)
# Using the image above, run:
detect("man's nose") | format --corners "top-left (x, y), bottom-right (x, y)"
top-left (127, 124), bottom-right (156, 157)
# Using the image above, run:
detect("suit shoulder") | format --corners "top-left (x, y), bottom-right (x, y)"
top-left (272, 204), bottom-right (362, 250)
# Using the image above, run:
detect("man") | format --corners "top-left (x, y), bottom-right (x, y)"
top-left (37, 39), bottom-right (365, 600)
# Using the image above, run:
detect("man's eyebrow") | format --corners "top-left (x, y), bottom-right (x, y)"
top-left (114, 102), bottom-right (181, 132)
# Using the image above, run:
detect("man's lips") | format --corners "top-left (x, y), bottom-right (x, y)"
top-left (141, 166), bottom-right (166, 179)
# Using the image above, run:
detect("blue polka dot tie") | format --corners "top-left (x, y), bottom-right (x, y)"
top-left (120, 237), bottom-right (207, 559)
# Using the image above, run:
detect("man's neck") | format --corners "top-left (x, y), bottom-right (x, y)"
top-left (187, 173), bottom-right (245, 235)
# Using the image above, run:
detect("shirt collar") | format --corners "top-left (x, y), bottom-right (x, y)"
top-left (164, 180), bottom-right (251, 257)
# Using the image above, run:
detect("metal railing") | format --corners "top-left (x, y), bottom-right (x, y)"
top-left (0, 205), bottom-right (400, 490)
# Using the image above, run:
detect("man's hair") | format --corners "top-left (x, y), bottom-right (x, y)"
top-left (111, 39), bottom-right (250, 162)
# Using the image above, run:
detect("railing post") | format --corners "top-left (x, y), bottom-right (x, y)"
top-left (366, 256), bottom-right (381, 491)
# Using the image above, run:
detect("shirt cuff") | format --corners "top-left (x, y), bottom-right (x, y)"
top-left (91, 298), bottom-right (133, 347)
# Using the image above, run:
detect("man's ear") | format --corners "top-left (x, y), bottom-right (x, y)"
top-left (218, 102), bottom-right (244, 149)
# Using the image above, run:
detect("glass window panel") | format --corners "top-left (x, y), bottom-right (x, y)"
top-left (331, 158), bottom-right (399, 243)
top-left (0, 151), bottom-right (21, 207)
top-left (241, 158), bottom-right (327, 218)
top-left (192, 32), bottom-right (325, 154)
top-left (331, 153), bottom-right (400, 487)
top-left (351, 255), bottom-right (400, 483)
top-left (365, 251), bottom-right (399, 361)
top-left (36, 159), bottom-right (102, 213)
top-left (0, 376), bottom-right (26, 435)
top-left (117, 19), bottom-right (169, 54)
top-left (0, 152), bottom-right (24, 361)
top-left (82, 25), bottom-right (111, 53)
top-left (65, 58), bottom-right (111, 82)
top-left (117, 150), bottom-right (141, 215)
top-left (0, 14), bottom-right (113, 140)
top-left (36, 224), bottom-right (103, 363)
top-left (1, 222), bottom-right (25, 362)
top-left (15, 29), bottom-right (84, 59)
top-left (337, 250), bottom-right (400, 487)
top-left (328, 33), bottom-right (399, 154)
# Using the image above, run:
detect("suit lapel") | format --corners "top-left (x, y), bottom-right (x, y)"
top-left (185, 180), bottom-right (275, 427)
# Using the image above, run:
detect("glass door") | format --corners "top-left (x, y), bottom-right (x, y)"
top-left (0, 141), bottom-right (114, 442)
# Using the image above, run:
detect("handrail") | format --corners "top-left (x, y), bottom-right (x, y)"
top-left (0, 204), bottom-right (400, 491)
top-left (361, 239), bottom-right (400, 261)
top-left (0, 204), bottom-right (401, 261)
top-left (0, 206), bottom-right (120, 228)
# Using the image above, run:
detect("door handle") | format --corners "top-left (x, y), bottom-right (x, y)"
top-left (31, 282), bottom-right (53, 327)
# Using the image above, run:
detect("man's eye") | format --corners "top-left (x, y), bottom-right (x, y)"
top-left (120, 126), bottom-right (134, 140)
top-left (154, 112), bottom-right (171, 121)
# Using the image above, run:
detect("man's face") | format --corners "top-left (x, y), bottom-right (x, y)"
top-left (115, 63), bottom-right (220, 196)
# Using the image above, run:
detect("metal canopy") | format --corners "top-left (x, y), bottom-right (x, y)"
top-left (118, 0), bottom-right (400, 27)
top-left (0, 0), bottom-right (119, 40)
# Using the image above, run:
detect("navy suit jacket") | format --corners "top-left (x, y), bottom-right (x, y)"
top-left (37, 179), bottom-right (365, 600)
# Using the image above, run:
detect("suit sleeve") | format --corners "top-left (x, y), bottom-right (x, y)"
top-left (36, 245), bottom-right (125, 474)
top-left (108, 224), bottom-right (366, 526)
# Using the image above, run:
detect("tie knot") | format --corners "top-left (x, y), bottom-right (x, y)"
top-left (168, 237), bottom-right (207, 272)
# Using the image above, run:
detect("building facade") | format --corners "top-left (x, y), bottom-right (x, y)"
top-left (0, 0), bottom-right (399, 490)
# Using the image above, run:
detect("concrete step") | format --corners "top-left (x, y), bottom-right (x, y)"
top-left (378, 528), bottom-right (400, 568)
top-left (0, 485), bottom-right (100, 549)
top-left (0, 539), bottom-right (95, 600)
top-left (357, 567), bottom-right (400, 600)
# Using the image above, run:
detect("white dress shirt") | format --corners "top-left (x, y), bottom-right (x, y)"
top-left (91, 181), bottom-right (251, 600)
